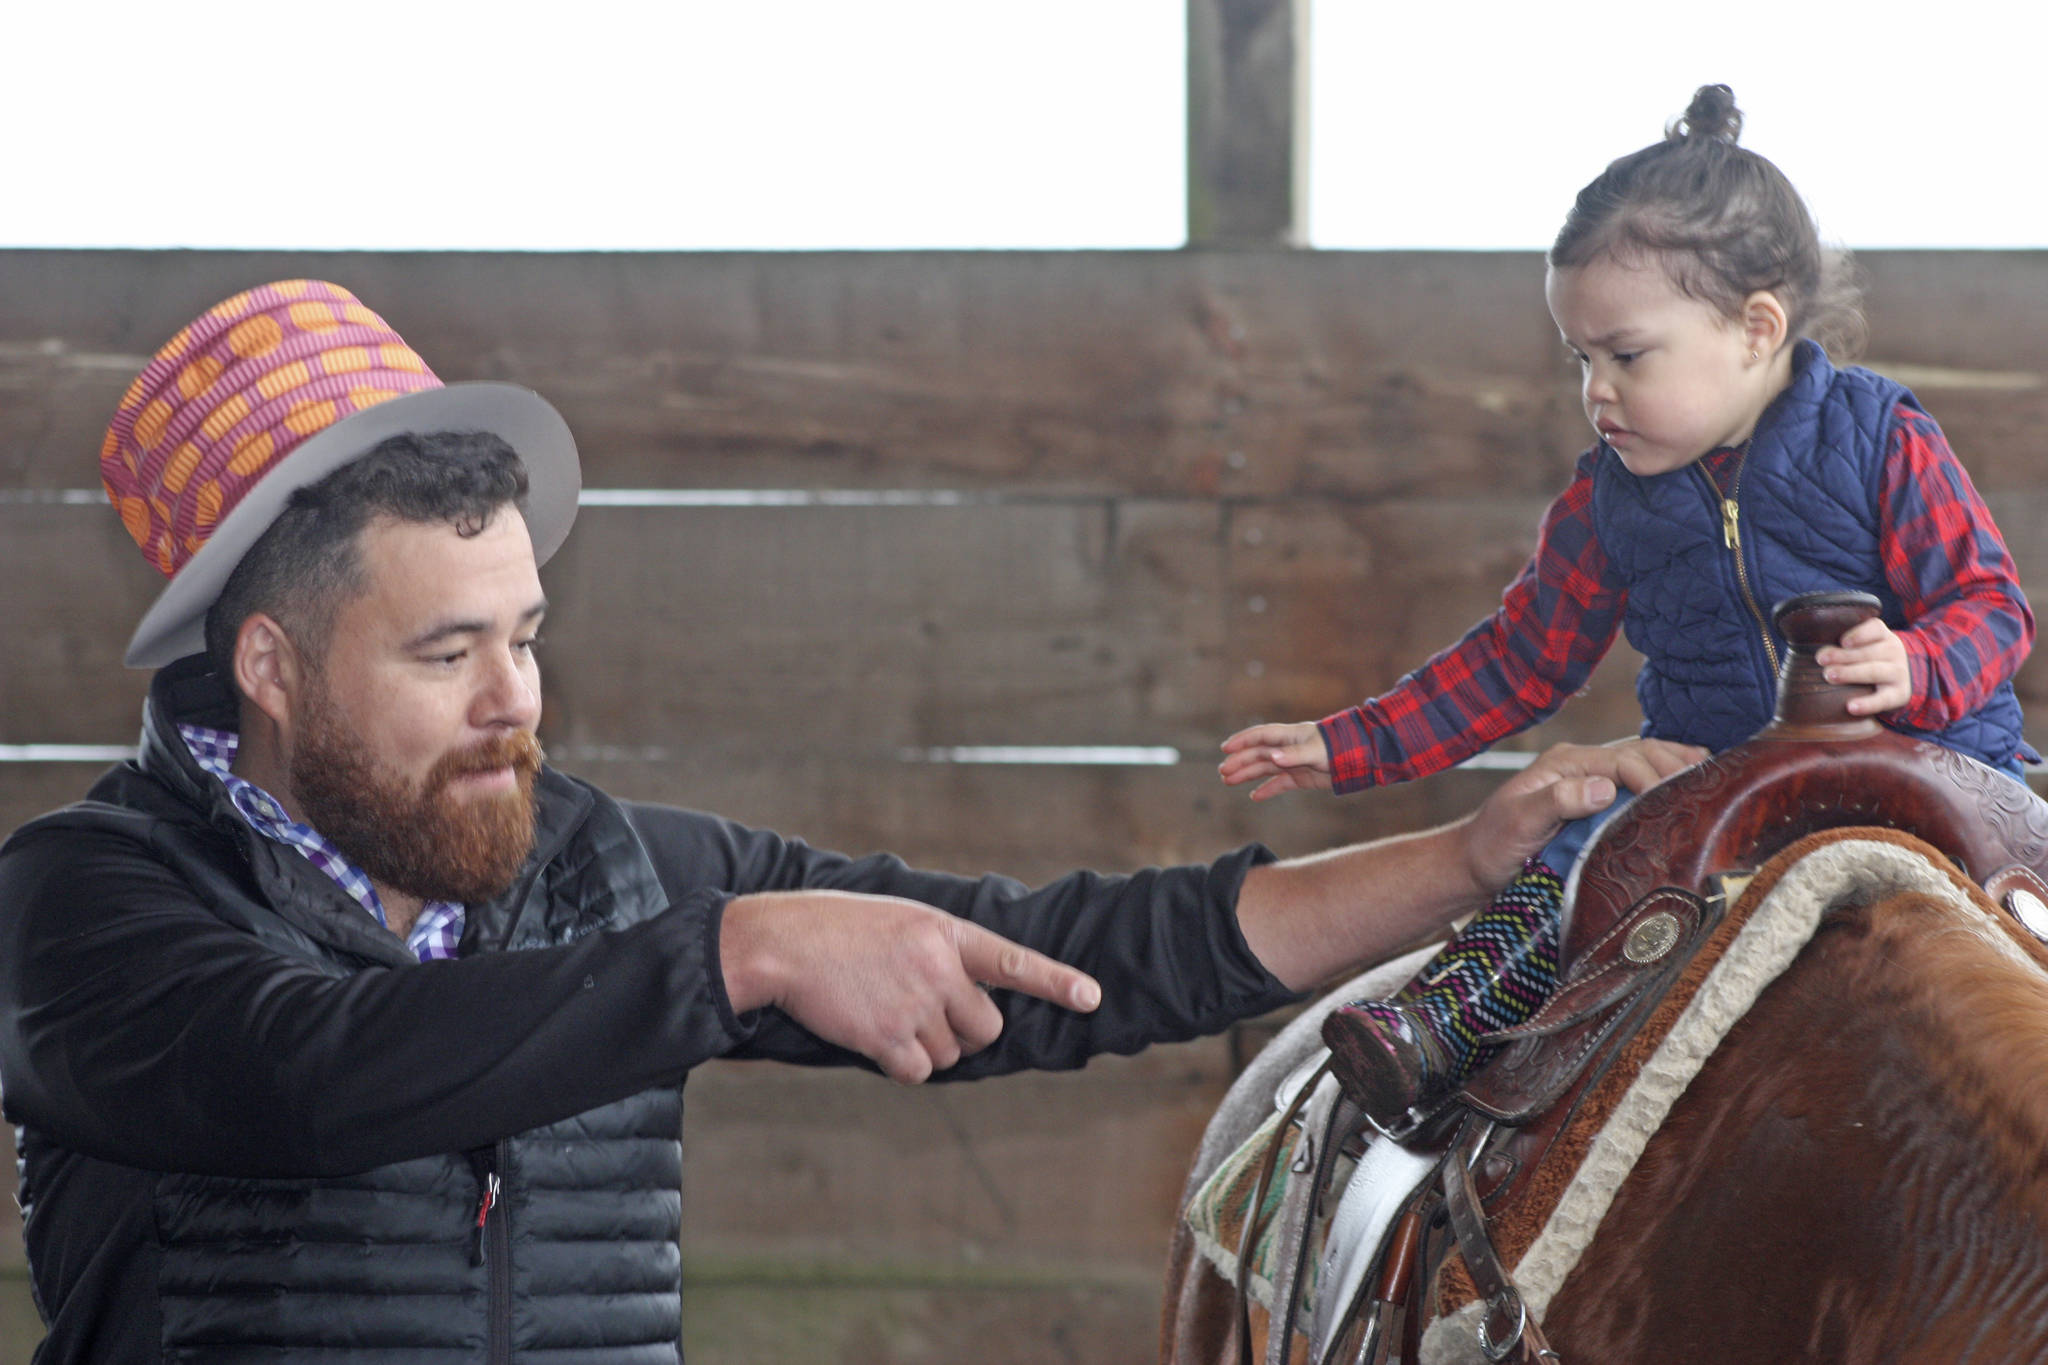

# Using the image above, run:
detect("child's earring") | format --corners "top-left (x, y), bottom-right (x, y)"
top-left (1749, 348), bottom-right (1759, 362)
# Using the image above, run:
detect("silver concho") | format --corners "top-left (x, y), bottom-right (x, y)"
top-left (2006, 889), bottom-right (2048, 944)
top-left (1622, 910), bottom-right (1682, 964)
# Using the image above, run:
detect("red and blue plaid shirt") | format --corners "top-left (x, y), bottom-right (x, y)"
top-left (1319, 407), bottom-right (2035, 791)
top-left (179, 724), bottom-right (465, 961)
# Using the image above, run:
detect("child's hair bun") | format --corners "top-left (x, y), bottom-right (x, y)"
top-left (1669, 83), bottom-right (1743, 146)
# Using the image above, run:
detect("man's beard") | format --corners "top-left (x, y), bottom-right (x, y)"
top-left (290, 690), bottom-right (544, 907)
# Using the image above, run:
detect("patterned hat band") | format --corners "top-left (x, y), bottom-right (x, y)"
top-left (104, 280), bottom-right (582, 669)
top-left (101, 281), bottom-right (442, 578)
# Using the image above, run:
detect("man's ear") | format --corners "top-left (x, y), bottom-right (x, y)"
top-left (234, 613), bottom-right (305, 730)
top-left (1742, 290), bottom-right (1791, 359)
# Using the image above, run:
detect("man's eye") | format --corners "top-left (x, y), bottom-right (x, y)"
top-left (1613, 351), bottom-right (1639, 365)
top-left (517, 636), bottom-right (544, 654)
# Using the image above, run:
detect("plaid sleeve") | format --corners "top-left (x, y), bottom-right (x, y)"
top-left (1317, 454), bottom-right (1626, 792)
top-left (1880, 404), bottom-right (2035, 730)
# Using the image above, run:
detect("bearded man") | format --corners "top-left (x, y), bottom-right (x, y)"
top-left (0, 282), bottom-right (1698, 1363)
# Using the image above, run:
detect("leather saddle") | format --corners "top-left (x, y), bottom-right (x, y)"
top-left (1262, 592), bottom-right (2048, 1365)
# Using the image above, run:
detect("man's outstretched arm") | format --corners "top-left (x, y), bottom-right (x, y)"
top-left (713, 738), bottom-right (1702, 1080)
top-left (1235, 738), bottom-right (1704, 991)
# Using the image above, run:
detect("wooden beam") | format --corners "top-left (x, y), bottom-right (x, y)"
top-left (1187, 0), bottom-right (1309, 247)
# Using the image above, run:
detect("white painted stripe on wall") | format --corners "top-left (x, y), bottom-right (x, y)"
top-left (0, 743), bottom-right (1540, 771)
top-left (0, 743), bottom-right (1190, 767)
top-left (578, 488), bottom-right (994, 508)
top-left (0, 745), bottom-right (136, 763)
top-left (897, 745), bottom-right (1182, 766)
top-left (5, 488), bottom-right (1075, 509)
top-left (1454, 751), bottom-right (1538, 770)
top-left (0, 489), bottom-right (113, 505)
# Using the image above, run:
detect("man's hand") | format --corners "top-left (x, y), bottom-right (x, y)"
top-left (719, 891), bottom-right (1102, 1084)
top-left (1218, 721), bottom-right (1332, 800)
top-left (1459, 737), bottom-right (1706, 894)
top-left (1235, 736), bottom-right (1707, 991)
top-left (1816, 618), bottom-right (1911, 716)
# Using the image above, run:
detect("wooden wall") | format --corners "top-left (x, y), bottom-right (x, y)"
top-left (3, 248), bottom-right (2045, 1361)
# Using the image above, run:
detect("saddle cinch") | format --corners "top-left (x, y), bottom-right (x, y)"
top-left (1244, 592), bottom-right (2048, 1365)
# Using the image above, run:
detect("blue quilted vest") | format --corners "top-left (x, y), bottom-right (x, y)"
top-left (1592, 339), bottom-right (2031, 769)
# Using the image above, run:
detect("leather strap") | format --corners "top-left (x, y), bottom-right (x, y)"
top-left (1495, 890), bottom-right (1704, 1041)
top-left (1235, 1060), bottom-right (1327, 1365)
top-left (1442, 1121), bottom-right (1561, 1364)
top-left (1357, 1209), bottom-right (1424, 1365)
top-left (1264, 1075), bottom-right (1355, 1365)
top-left (1458, 889), bottom-right (1713, 1125)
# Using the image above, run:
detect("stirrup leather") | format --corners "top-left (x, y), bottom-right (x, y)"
top-left (1441, 1119), bottom-right (1561, 1365)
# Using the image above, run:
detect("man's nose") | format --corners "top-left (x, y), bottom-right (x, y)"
top-left (476, 646), bottom-right (542, 730)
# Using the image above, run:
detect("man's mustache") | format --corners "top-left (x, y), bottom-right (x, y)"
top-left (427, 731), bottom-right (545, 790)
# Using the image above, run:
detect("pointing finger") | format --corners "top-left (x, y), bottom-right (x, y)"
top-left (955, 924), bottom-right (1101, 1013)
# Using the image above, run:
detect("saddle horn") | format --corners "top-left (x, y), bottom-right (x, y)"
top-left (1566, 589), bottom-right (2048, 973)
top-left (1462, 591), bottom-right (2048, 1125)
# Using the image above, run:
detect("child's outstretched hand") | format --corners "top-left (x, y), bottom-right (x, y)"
top-left (1219, 722), bottom-right (1332, 801)
top-left (1815, 617), bottom-right (1911, 716)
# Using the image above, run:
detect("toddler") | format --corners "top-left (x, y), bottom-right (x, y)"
top-left (1220, 84), bottom-right (2037, 1130)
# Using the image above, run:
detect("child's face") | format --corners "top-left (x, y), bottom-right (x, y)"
top-left (1545, 256), bottom-right (1780, 478)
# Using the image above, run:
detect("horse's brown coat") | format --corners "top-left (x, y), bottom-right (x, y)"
top-left (1444, 827), bottom-right (1993, 1301)
top-left (1546, 879), bottom-right (2048, 1362)
top-left (1161, 834), bottom-right (2048, 1364)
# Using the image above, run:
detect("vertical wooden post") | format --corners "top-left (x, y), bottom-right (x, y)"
top-left (1187, 0), bottom-right (1309, 248)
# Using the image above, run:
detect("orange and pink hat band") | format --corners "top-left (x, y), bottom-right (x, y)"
top-left (100, 280), bottom-right (444, 579)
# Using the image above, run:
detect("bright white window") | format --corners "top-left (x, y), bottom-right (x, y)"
top-left (6, 1), bottom-right (1185, 250)
top-left (13, 2), bottom-right (2043, 251)
top-left (1309, 0), bottom-right (2048, 249)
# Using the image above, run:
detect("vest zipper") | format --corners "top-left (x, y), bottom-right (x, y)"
top-left (469, 1144), bottom-right (514, 1364)
top-left (1694, 458), bottom-right (1779, 677)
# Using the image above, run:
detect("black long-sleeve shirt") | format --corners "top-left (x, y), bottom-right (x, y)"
top-left (0, 655), bottom-right (1298, 1359)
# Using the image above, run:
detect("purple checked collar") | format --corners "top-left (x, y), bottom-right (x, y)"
top-left (178, 724), bottom-right (464, 962)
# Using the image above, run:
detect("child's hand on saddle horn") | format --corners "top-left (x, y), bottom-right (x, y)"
top-left (1218, 721), bottom-right (1332, 800)
top-left (1815, 617), bottom-right (1912, 715)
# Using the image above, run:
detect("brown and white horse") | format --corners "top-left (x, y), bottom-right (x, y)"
top-left (1163, 826), bottom-right (2048, 1365)
top-left (1163, 594), bottom-right (2048, 1364)
top-left (1541, 842), bottom-right (2048, 1362)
